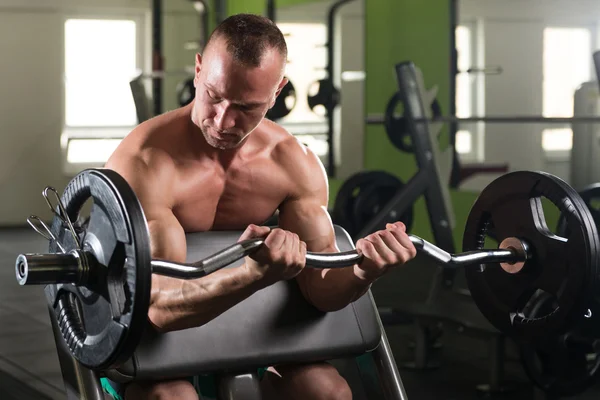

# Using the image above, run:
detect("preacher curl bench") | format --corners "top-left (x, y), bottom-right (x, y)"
top-left (48, 226), bottom-right (408, 400)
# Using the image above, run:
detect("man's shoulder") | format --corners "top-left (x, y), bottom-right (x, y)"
top-left (110, 109), bottom-right (186, 168)
top-left (105, 139), bottom-right (177, 206)
top-left (106, 126), bottom-right (178, 184)
top-left (268, 125), bottom-right (312, 162)
top-left (264, 121), bottom-right (328, 194)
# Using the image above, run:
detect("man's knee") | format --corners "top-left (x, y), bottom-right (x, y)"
top-left (316, 368), bottom-right (352, 400)
top-left (124, 379), bottom-right (198, 400)
top-left (268, 363), bottom-right (352, 400)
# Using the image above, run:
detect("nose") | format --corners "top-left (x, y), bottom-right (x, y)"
top-left (214, 102), bottom-right (236, 131)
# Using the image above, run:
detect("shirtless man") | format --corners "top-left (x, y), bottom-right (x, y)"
top-left (102, 13), bottom-right (417, 400)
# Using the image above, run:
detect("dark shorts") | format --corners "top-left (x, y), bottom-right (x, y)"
top-left (101, 368), bottom-right (268, 400)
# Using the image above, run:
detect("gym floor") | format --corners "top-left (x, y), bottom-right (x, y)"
top-left (1, 227), bottom-right (599, 400)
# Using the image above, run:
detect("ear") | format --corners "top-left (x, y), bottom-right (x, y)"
top-left (194, 53), bottom-right (203, 86)
top-left (275, 76), bottom-right (288, 96)
top-left (271, 76), bottom-right (289, 107)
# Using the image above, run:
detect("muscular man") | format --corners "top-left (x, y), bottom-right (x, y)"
top-left (102, 14), bottom-right (417, 400)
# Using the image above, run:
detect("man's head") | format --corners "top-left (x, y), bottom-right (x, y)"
top-left (191, 14), bottom-right (288, 150)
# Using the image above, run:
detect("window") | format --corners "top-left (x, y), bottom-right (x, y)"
top-left (542, 27), bottom-right (592, 153)
top-left (67, 138), bottom-right (122, 163)
top-left (63, 18), bottom-right (140, 168)
top-left (276, 23), bottom-right (328, 157)
top-left (455, 22), bottom-right (484, 160)
top-left (455, 25), bottom-right (473, 155)
top-left (276, 23), bottom-right (327, 124)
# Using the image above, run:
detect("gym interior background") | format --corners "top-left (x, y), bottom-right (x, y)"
top-left (2, 0), bottom-right (600, 399)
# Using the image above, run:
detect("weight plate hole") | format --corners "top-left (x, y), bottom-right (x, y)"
top-left (539, 196), bottom-right (566, 239)
top-left (73, 197), bottom-right (95, 244)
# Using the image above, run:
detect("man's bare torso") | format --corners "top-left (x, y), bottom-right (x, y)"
top-left (109, 106), bottom-right (299, 233)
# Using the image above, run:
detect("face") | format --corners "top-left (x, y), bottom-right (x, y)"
top-left (191, 38), bottom-right (288, 150)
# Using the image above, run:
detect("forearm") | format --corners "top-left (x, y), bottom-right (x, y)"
top-left (148, 262), bottom-right (263, 332)
top-left (302, 267), bottom-right (372, 312)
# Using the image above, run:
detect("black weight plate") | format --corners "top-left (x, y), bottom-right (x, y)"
top-left (177, 78), bottom-right (195, 107)
top-left (332, 171), bottom-right (410, 238)
top-left (557, 183), bottom-right (600, 236)
top-left (44, 168), bottom-right (152, 370)
top-left (331, 171), bottom-right (399, 237)
top-left (266, 78), bottom-right (296, 121)
top-left (463, 171), bottom-right (600, 341)
top-left (384, 92), bottom-right (410, 152)
top-left (553, 180), bottom-right (600, 339)
top-left (351, 176), bottom-right (414, 234)
top-left (307, 79), bottom-right (339, 112)
top-left (520, 291), bottom-right (600, 397)
top-left (384, 91), bottom-right (442, 153)
top-left (332, 171), bottom-right (380, 237)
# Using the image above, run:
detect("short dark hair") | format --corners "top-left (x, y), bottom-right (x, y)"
top-left (206, 14), bottom-right (287, 68)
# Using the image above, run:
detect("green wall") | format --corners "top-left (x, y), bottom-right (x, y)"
top-left (227, 1), bottom-right (264, 15)
top-left (363, 0), bottom-right (472, 247)
top-left (227, 0), bottom-right (322, 15)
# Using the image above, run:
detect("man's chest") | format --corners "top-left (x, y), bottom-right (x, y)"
top-left (172, 164), bottom-right (290, 232)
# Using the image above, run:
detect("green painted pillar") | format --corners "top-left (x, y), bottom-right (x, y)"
top-left (365, 0), bottom-right (453, 243)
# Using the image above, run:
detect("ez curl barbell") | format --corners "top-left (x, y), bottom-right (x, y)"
top-left (14, 169), bottom-right (599, 376)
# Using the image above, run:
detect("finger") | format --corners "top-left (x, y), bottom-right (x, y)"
top-left (386, 221), bottom-right (406, 233)
top-left (386, 226), bottom-right (417, 258)
top-left (292, 233), bottom-right (302, 264)
top-left (281, 231), bottom-right (296, 265)
top-left (291, 232), bottom-right (300, 259)
top-left (356, 238), bottom-right (385, 266)
top-left (296, 240), bottom-right (307, 274)
top-left (239, 224), bottom-right (272, 241)
top-left (238, 224), bottom-right (255, 241)
top-left (264, 228), bottom-right (287, 254)
top-left (378, 230), bottom-right (414, 264)
top-left (368, 233), bottom-right (398, 265)
top-left (299, 240), bottom-right (307, 263)
top-left (291, 233), bottom-right (303, 266)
